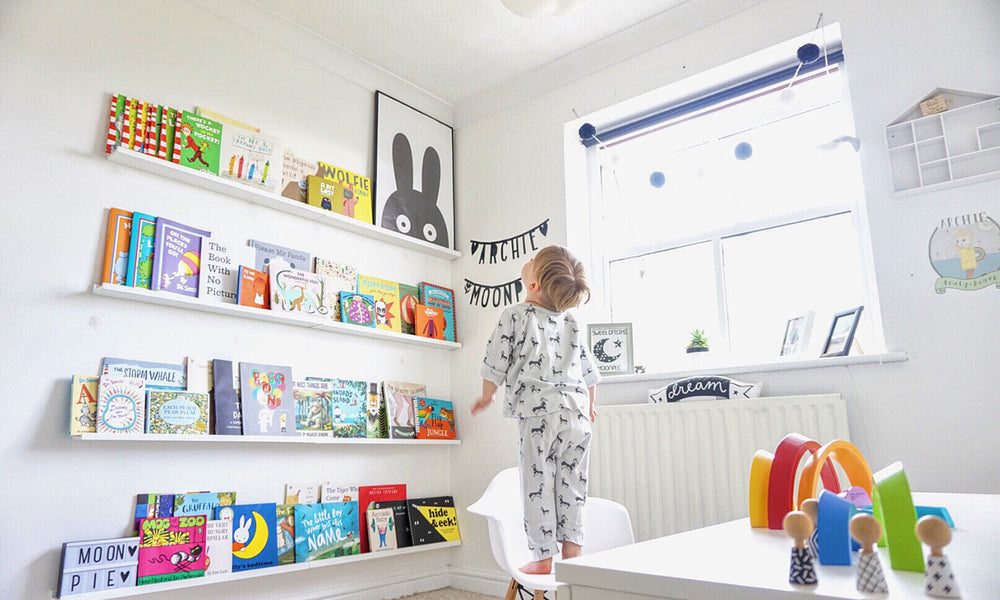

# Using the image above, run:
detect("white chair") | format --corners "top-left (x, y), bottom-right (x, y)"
top-left (467, 467), bottom-right (634, 600)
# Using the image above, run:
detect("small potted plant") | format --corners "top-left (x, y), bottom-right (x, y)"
top-left (686, 329), bottom-right (710, 353)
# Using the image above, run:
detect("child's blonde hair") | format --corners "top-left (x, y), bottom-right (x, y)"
top-left (533, 245), bottom-right (591, 312)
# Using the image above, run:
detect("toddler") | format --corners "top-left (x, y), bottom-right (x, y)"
top-left (471, 245), bottom-right (601, 574)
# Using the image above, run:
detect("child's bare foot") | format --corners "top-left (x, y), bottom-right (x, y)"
top-left (561, 541), bottom-right (583, 560)
top-left (519, 558), bottom-right (553, 574)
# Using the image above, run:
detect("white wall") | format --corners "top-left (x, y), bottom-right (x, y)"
top-left (0, 1), bottom-right (458, 599)
top-left (449, 0), bottom-right (1000, 582)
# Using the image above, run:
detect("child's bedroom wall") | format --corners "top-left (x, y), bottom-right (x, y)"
top-left (1, 1), bottom-right (457, 599)
top-left (449, 0), bottom-right (1000, 586)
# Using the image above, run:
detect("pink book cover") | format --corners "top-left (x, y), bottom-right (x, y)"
top-left (136, 515), bottom-right (207, 585)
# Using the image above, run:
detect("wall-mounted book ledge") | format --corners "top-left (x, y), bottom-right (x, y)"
top-left (72, 432), bottom-right (460, 445)
top-left (108, 148), bottom-right (462, 260)
top-left (53, 540), bottom-right (461, 599)
top-left (91, 284), bottom-right (462, 350)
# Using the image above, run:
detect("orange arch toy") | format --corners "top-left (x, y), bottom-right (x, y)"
top-left (797, 439), bottom-right (873, 509)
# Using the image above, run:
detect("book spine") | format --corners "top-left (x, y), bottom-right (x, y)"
top-left (135, 101), bottom-right (147, 154)
top-left (106, 94), bottom-right (120, 154)
top-left (145, 104), bottom-right (159, 156)
top-left (171, 111), bottom-right (183, 164)
top-left (158, 106), bottom-right (169, 159)
top-left (122, 97), bottom-right (133, 150)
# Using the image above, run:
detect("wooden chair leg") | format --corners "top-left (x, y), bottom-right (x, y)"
top-left (504, 578), bottom-right (519, 600)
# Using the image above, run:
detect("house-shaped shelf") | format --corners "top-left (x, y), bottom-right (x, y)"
top-left (885, 88), bottom-right (1000, 196)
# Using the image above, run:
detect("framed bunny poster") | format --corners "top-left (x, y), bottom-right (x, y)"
top-left (374, 91), bottom-right (455, 250)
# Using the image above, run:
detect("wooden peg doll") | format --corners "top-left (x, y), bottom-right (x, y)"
top-left (783, 511), bottom-right (817, 585)
top-left (800, 498), bottom-right (820, 559)
top-left (850, 514), bottom-right (888, 593)
top-left (916, 515), bottom-right (961, 598)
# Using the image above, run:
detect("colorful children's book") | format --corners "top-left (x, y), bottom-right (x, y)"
top-left (280, 149), bottom-right (319, 204)
top-left (415, 304), bottom-right (446, 340)
top-left (398, 283), bottom-right (420, 335)
top-left (248, 239), bottom-right (311, 272)
top-left (172, 111), bottom-right (222, 174)
top-left (198, 238), bottom-right (249, 303)
top-left (317, 161), bottom-right (373, 224)
top-left (70, 375), bottom-right (99, 435)
top-left (314, 258), bottom-right (357, 322)
top-left (340, 292), bottom-right (376, 327)
top-left (358, 275), bottom-right (401, 333)
top-left (294, 379), bottom-right (333, 437)
top-left (368, 499), bottom-right (412, 548)
top-left (327, 379), bottom-right (367, 438)
top-left (145, 391), bottom-right (210, 435)
top-left (149, 217), bottom-right (211, 297)
top-left (293, 501), bottom-right (361, 562)
top-left (173, 492), bottom-right (236, 519)
top-left (284, 484), bottom-right (320, 505)
top-left (366, 382), bottom-right (387, 439)
top-left (204, 519), bottom-right (232, 577)
top-left (358, 484), bottom-right (406, 553)
top-left (105, 94), bottom-right (128, 154)
top-left (239, 363), bottom-right (294, 436)
top-left (407, 496), bottom-right (460, 545)
top-left (102, 208), bottom-right (133, 286)
top-left (268, 258), bottom-right (326, 318)
top-left (158, 107), bottom-right (178, 160)
top-left (137, 515), bottom-right (208, 585)
top-left (275, 504), bottom-right (296, 565)
top-left (101, 357), bottom-right (186, 391)
top-left (419, 283), bottom-right (456, 342)
top-left (320, 484), bottom-right (358, 503)
top-left (413, 397), bottom-right (456, 440)
top-left (218, 503), bottom-right (278, 572)
top-left (236, 265), bottom-right (269, 309)
top-left (218, 124), bottom-right (280, 190)
top-left (366, 507), bottom-right (398, 552)
top-left (211, 359), bottom-right (242, 435)
top-left (96, 376), bottom-right (145, 435)
top-left (306, 175), bottom-right (351, 214)
top-left (124, 212), bottom-right (156, 289)
top-left (133, 494), bottom-right (176, 535)
top-left (382, 381), bottom-right (424, 439)
top-left (194, 106), bottom-right (260, 131)
top-left (58, 536), bottom-right (139, 597)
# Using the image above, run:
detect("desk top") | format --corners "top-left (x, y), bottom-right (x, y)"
top-left (556, 493), bottom-right (1000, 600)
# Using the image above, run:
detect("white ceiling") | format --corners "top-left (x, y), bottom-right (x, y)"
top-left (252, 0), bottom-right (712, 105)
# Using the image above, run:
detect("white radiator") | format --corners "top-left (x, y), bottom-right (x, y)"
top-left (590, 393), bottom-right (849, 542)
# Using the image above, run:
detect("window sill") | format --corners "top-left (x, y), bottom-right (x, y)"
top-left (599, 351), bottom-right (909, 384)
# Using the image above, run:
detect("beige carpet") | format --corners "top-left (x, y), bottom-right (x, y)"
top-left (399, 587), bottom-right (502, 600)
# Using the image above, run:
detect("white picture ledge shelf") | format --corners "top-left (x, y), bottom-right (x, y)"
top-left (91, 284), bottom-right (462, 350)
top-left (53, 540), bottom-right (461, 600)
top-left (72, 432), bottom-right (460, 445)
top-left (108, 148), bottom-right (461, 260)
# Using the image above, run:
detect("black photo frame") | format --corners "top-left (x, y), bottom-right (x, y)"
top-left (820, 306), bottom-right (864, 358)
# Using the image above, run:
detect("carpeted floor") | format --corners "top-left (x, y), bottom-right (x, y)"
top-left (399, 587), bottom-right (502, 600)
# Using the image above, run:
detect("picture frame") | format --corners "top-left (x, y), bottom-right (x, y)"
top-left (780, 310), bottom-right (815, 356)
top-left (587, 323), bottom-right (634, 376)
top-left (820, 306), bottom-right (864, 358)
top-left (373, 91), bottom-right (455, 250)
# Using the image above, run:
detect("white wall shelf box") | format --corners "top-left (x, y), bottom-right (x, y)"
top-left (108, 148), bottom-right (461, 260)
top-left (886, 88), bottom-right (1000, 197)
top-left (92, 284), bottom-right (462, 350)
top-left (72, 432), bottom-right (460, 445)
top-left (53, 540), bottom-right (461, 599)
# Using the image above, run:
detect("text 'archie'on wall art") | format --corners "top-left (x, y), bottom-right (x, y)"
top-left (464, 278), bottom-right (523, 308)
top-left (469, 219), bottom-right (548, 264)
top-left (929, 210), bottom-right (999, 293)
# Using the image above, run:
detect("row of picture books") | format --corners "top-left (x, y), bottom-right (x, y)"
top-left (101, 206), bottom-right (457, 341)
top-left (71, 358), bottom-right (456, 440)
top-left (57, 484), bottom-right (458, 597)
top-left (104, 92), bottom-right (374, 223)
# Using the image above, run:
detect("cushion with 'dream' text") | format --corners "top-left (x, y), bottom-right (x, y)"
top-left (648, 376), bottom-right (762, 403)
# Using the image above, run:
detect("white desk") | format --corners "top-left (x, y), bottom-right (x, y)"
top-left (556, 493), bottom-right (999, 599)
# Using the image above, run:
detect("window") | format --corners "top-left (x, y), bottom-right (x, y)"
top-left (583, 32), bottom-right (882, 372)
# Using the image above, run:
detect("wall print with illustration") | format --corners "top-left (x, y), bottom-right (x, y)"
top-left (928, 211), bottom-right (1000, 293)
top-left (587, 323), bottom-right (634, 376)
top-left (470, 219), bottom-right (549, 264)
top-left (780, 310), bottom-right (815, 356)
top-left (464, 277), bottom-right (523, 308)
top-left (820, 306), bottom-right (863, 358)
top-left (374, 91), bottom-right (455, 249)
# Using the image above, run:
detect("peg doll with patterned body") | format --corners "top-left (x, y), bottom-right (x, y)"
top-left (783, 511), bottom-right (818, 585)
top-left (850, 514), bottom-right (889, 593)
top-left (916, 515), bottom-right (961, 598)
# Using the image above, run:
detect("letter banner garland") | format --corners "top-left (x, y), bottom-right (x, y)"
top-left (470, 219), bottom-right (549, 264)
top-left (464, 278), bottom-right (523, 308)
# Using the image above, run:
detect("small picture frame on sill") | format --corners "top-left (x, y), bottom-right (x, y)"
top-left (780, 310), bottom-right (815, 357)
top-left (820, 306), bottom-right (864, 358)
top-left (587, 323), bottom-right (634, 376)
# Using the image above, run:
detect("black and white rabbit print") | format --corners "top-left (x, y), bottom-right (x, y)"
top-left (381, 132), bottom-right (450, 248)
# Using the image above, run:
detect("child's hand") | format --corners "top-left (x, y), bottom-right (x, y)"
top-left (471, 395), bottom-right (493, 416)
top-left (590, 405), bottom-right (597, 422)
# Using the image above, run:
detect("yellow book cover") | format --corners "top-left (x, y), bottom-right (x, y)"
top-left (306, 175), bottom-right (349, 214)
top-left (357, 275), bottom-right (401, 333)
top-left (318, 161), bottom-right (373, 224)
top-left (70, 375), bottom-right (99, 435)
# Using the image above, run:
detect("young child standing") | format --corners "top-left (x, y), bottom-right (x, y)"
top-left (471, 245), bottom-right (601, 575)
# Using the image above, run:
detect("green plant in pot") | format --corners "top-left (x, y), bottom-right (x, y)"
top-left (686, 329), bottom-right (709, 353)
